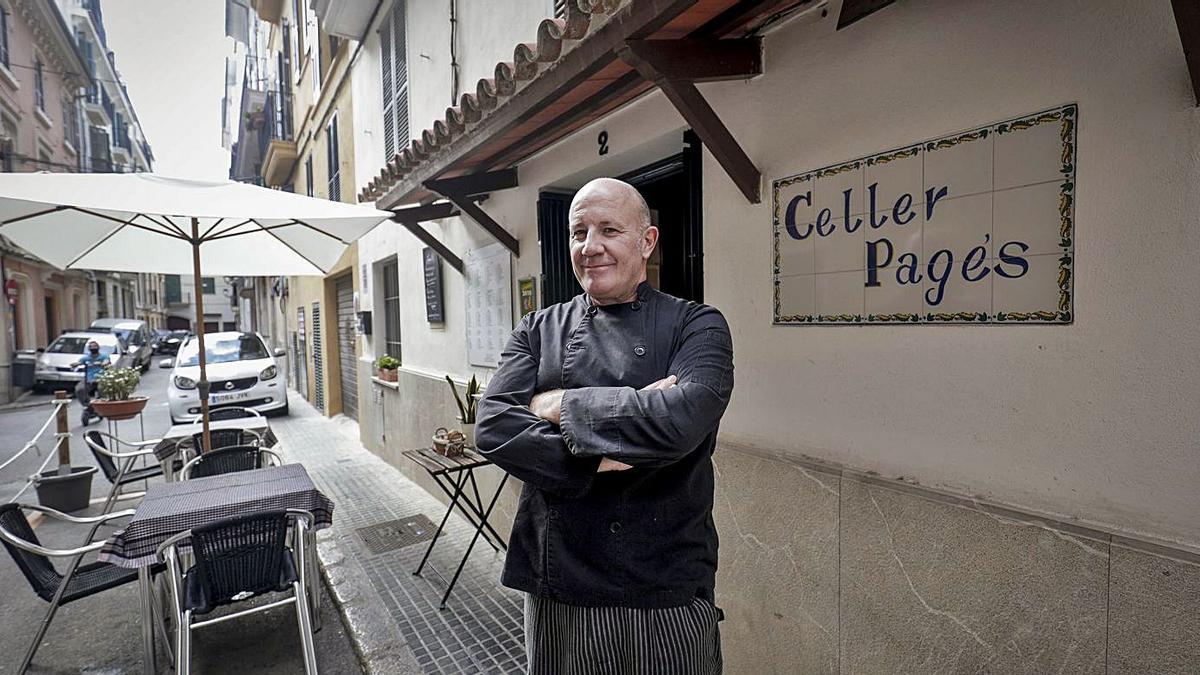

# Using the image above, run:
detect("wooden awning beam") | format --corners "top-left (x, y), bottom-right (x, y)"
top-left (837, 0), bottom-right (898, 29)
top-left (618, 38), bottom-right (763, 203)
top-left (391, 217), bottom-right (465, 274)
top-left (621, 38), bottom-right (762, 82)
top-left (424, 168), bottom-right (518, 198)
top-left (392, 201), bottom-right (459, 223)
top-left (1173, 0), bottom-right (1200, 106)
top-left (424, 169), bottom-right (521, 256)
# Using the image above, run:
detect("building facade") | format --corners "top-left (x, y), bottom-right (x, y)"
top-left (0, 0), bottom-right (156, 403)
top-left (241, 0), bottom-right (361, 419)
top-left (340, 0), bottom-right (1200, 671)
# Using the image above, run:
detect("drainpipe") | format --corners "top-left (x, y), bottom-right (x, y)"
top-left (450, 0), bottom-right (459, 104)
top-left (0, 252), bottom-right (12, 403)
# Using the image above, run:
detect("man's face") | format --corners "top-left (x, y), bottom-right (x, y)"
top-left (568, 185), bottom-right (657, 304)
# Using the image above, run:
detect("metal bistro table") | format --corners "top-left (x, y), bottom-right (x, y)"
top-left (403, 446), bottom-right (509, 608)
top-left (97, 463), bottom-right (333, 674)
top-left (152, 417), bottom-right (279, 479)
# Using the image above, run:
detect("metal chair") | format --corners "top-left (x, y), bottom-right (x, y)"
top-left (157, 510), bottom-right (318, 675)
top-left (84, 431), bottom-right (167, 513)
top-left (192, 427), bottom-right (263, 452)
top-left (206, 407), bottom-right (263, 421)
top-left (0, 503), bottom-right (168, 674)
top-left (179, 445), bottom-right (282, 480)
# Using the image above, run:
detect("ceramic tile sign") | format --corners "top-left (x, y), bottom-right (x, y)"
top-left (773, 104), bottom-right (1076, 325)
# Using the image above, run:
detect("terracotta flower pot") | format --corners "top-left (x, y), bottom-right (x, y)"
top-left (379, 368), bottom-right (398, 382)
top-left (91, 396), bottom-right (149, 421)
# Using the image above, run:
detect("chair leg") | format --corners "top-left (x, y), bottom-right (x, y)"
top-left (100, 457), bottom-right (135, 514)
top-left (293, 582), bottom-right (319, 675)
top-left (17, 595), bottom-right (63, 674)
top-left (175, 610), bottom-right (192, 675)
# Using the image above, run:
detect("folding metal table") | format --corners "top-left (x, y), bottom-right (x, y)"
top-left (402, 446), bottom-right (509, 608)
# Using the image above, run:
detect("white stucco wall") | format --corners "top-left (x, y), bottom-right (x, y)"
top-left (360, 0), bottom-right (1200, 544)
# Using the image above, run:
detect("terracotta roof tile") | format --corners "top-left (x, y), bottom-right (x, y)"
top-left (359, 0), bottom-right (623, 203)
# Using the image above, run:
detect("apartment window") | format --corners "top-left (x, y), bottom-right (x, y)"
top-left (382, 259), bottom-right (401, 360)
top-left (304, 155), bottom-right (313, 197)
top-left (0, 8), bottom-right (9, 68)
top-left (201, 277), bottom-right (215, 294)
top-left (379, 0), bottom-right (409, 158)
top-left (326, 115), bottom-right (340, 201)
top-left (62, 98), bottom-right (79, 149)
top-left (1, 113), bottom-right (16, 172)
top-left (33, 58), bottom-right (44, 111)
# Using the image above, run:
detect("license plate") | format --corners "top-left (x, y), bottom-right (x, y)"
top-left (210, 391), bottom-right (251, 405)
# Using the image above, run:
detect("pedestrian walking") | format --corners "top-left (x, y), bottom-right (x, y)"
top-left (476, 177), bottom-right (735, 674)
top-left (74, 340), bottom-right (108, 426)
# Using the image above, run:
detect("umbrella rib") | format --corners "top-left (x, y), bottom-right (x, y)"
top-left (161, 215), bottom-right (193, 240)
top-left (64, 213), bottom-right (141, 268)
top-left (288, 218), bottom-right (353, 244)
top-left (0, 205), bottom-right (68, 225)
top-left (68, 206), bottom-right (188, 240)
top-left (138, 213), bottom-right (189, 239)
top-left (200, 218), bottom-right (226, 240)
top-left (204, 218), bottom-right (256, 240)
top-left (248, 218), bottom-right (327, 274)
top-left (206, 222), bottom-right (293, 241)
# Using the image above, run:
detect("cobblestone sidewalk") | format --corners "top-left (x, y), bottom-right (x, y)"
top-left (271, 390), bottom-right (527, 675)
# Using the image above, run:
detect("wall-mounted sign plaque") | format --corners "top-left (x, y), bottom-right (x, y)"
top-left (773, 104), bottom-right (1076, 325)
top-left (422, 247), bottom-right (444, 323)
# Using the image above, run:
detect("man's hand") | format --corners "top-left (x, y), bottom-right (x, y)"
top-left (529, 389), bottom-right (565, 425)
top-left (641, 375), bottom-right (677, 391)
top-left (597, 458), bottom-right (633, 472)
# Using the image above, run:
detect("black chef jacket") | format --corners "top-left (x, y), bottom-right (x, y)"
top-left (476, 281), bottom-right (734, 609)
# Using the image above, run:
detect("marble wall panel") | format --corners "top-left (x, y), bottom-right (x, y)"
top-left (1107, 543), bottom-right (1200, 674)
top-left (713, 447), bottom-right (840, 674)
top-left (840, 478), bottom-right (1108, 673)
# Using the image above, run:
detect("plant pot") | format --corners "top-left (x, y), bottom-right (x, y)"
top-left (91, 396), bottom-right (149, 421)
top-left (34, 466), bottom-right (98, 513)
top-left (459, 420), bottom-right (475, 448)
top-left (379, 368), bottom-right (398, 383)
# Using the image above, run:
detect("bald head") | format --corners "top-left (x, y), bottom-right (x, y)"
top-left (571, 178), bottom-right (652, 235)
top-left (567, 177), bottom-right (659, 305)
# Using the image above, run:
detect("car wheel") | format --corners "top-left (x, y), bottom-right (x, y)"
top-left (269, 400), bottom-right (289, 417)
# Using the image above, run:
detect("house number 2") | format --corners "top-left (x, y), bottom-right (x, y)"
top-left (597, 130), bottom-right (609, 156)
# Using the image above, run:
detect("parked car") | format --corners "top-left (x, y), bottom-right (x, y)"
top-left (150, 328), bottom-right (171, 353)
top-left (90, 318), bottom-right (153, 372)
top-left (156, 329), bottom-right (191, 355)
top-left (166, 331), bottom-right (288, 424)
top-left (33, 331), bottom-right (133, 393)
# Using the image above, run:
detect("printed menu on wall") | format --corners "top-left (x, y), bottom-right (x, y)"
top-left (465, 242), bottom-right (514, 368)
top-left (423, 247), bottom-right (444, 323)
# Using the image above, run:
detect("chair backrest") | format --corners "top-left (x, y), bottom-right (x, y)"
top-left (184, 445), bottom-right (265, 479)
top-left (194, 428), bottom-right (251, 452)
top-left (0, 504), bottom-right (60, 601)
top-left (84, 431), bottom-right (119, 482)
top-left (208, 407), bottom-right (260, 421)
top-left (190, 510), bottom-right (290, 610)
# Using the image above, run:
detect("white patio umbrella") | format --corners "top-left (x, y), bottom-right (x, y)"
top-left (0, 172), bottom-right (392, 452)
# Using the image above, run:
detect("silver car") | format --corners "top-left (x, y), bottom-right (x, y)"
top-left (33, 331), bottom-right (133, 393)
top-left (91, 318), bottom-right (153, 372)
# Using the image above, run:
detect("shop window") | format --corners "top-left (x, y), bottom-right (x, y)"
top-left (201, 277), bottom-right (216, 294)
top-left (379, 0), bottom-right (409, 159)
top-left (382, 258), bottom-right (401, 361)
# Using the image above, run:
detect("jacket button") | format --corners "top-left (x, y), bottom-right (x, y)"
top-left (609, 521), bottom-right (622, 533)
top-left (633, 346), bottom-right (646, 356)
top-left (631, 301), bottom-right (641, 311)
top-left (586, 306), bottom-right (598, 316)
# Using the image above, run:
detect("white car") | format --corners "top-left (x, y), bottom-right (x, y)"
top-left (167, 331), bottom-right (288, 424)
top-left (34, 331), bottom-right (133, 393)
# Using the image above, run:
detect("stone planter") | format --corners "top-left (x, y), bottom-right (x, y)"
top-left (91, 396), bottom-right (149, 421)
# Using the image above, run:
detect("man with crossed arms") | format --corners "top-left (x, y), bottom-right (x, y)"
top-left (477, 177), bottom-right (735, 674)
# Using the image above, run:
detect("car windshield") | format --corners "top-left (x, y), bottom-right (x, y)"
top-left (113, 328), bottom-right (136, 344)
top-left (47, 337), bottom-right (117, 356)
top-left (178, 335), bottom-right (268, 366)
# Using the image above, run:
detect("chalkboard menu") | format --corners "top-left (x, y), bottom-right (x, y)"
top-left (423, 247), bottom-right (444, 323)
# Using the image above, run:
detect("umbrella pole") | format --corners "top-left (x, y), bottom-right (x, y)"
top-left (190, 217), bottom-right (212, 454)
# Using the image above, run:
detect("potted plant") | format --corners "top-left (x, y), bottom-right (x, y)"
top-left (446, 374), bottom-right (480, 446)
top-left (90, 367), bottom-right (147, 420)
top-left (376, 355), bottom-right (400, 382)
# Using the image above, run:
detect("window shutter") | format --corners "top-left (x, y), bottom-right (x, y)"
top-left (380, 15), bottom-right (393, 157)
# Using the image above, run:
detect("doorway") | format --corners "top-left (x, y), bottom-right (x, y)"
top-left (537, 130), bottom-right (703, 306)
top-left (334, 275), bottom-right (357, 420)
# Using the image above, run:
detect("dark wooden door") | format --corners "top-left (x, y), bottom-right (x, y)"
top-left (335, 276), bottom-right (357, 420)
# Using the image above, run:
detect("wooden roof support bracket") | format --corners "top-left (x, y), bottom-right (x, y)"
top-left (618, 39), bottom-right (763, 204)
top-left (1173, 0), bottom-right (1200, 106)
top-left (392, 216), bottom-right (465, 275)
top-left (424, 169), bottom-right (521, 256)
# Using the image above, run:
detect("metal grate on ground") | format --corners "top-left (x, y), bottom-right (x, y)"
top-left (356, 514), bottom-right (437, 555)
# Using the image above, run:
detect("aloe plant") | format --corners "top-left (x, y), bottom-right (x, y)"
top-left (446, 374), bottom-right (480, 424)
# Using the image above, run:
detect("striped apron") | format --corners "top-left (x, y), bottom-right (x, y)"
top-left (524, 594), bottom-right (723, 674)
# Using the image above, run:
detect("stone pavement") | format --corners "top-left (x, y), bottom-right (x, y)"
top-left (270, 390), bottom-right (528, 675)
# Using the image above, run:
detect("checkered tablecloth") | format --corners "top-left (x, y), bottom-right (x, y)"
top-left (98, 463), bottom-right (334, 569)
top-left (152, 418), bottom-right (279, 461)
